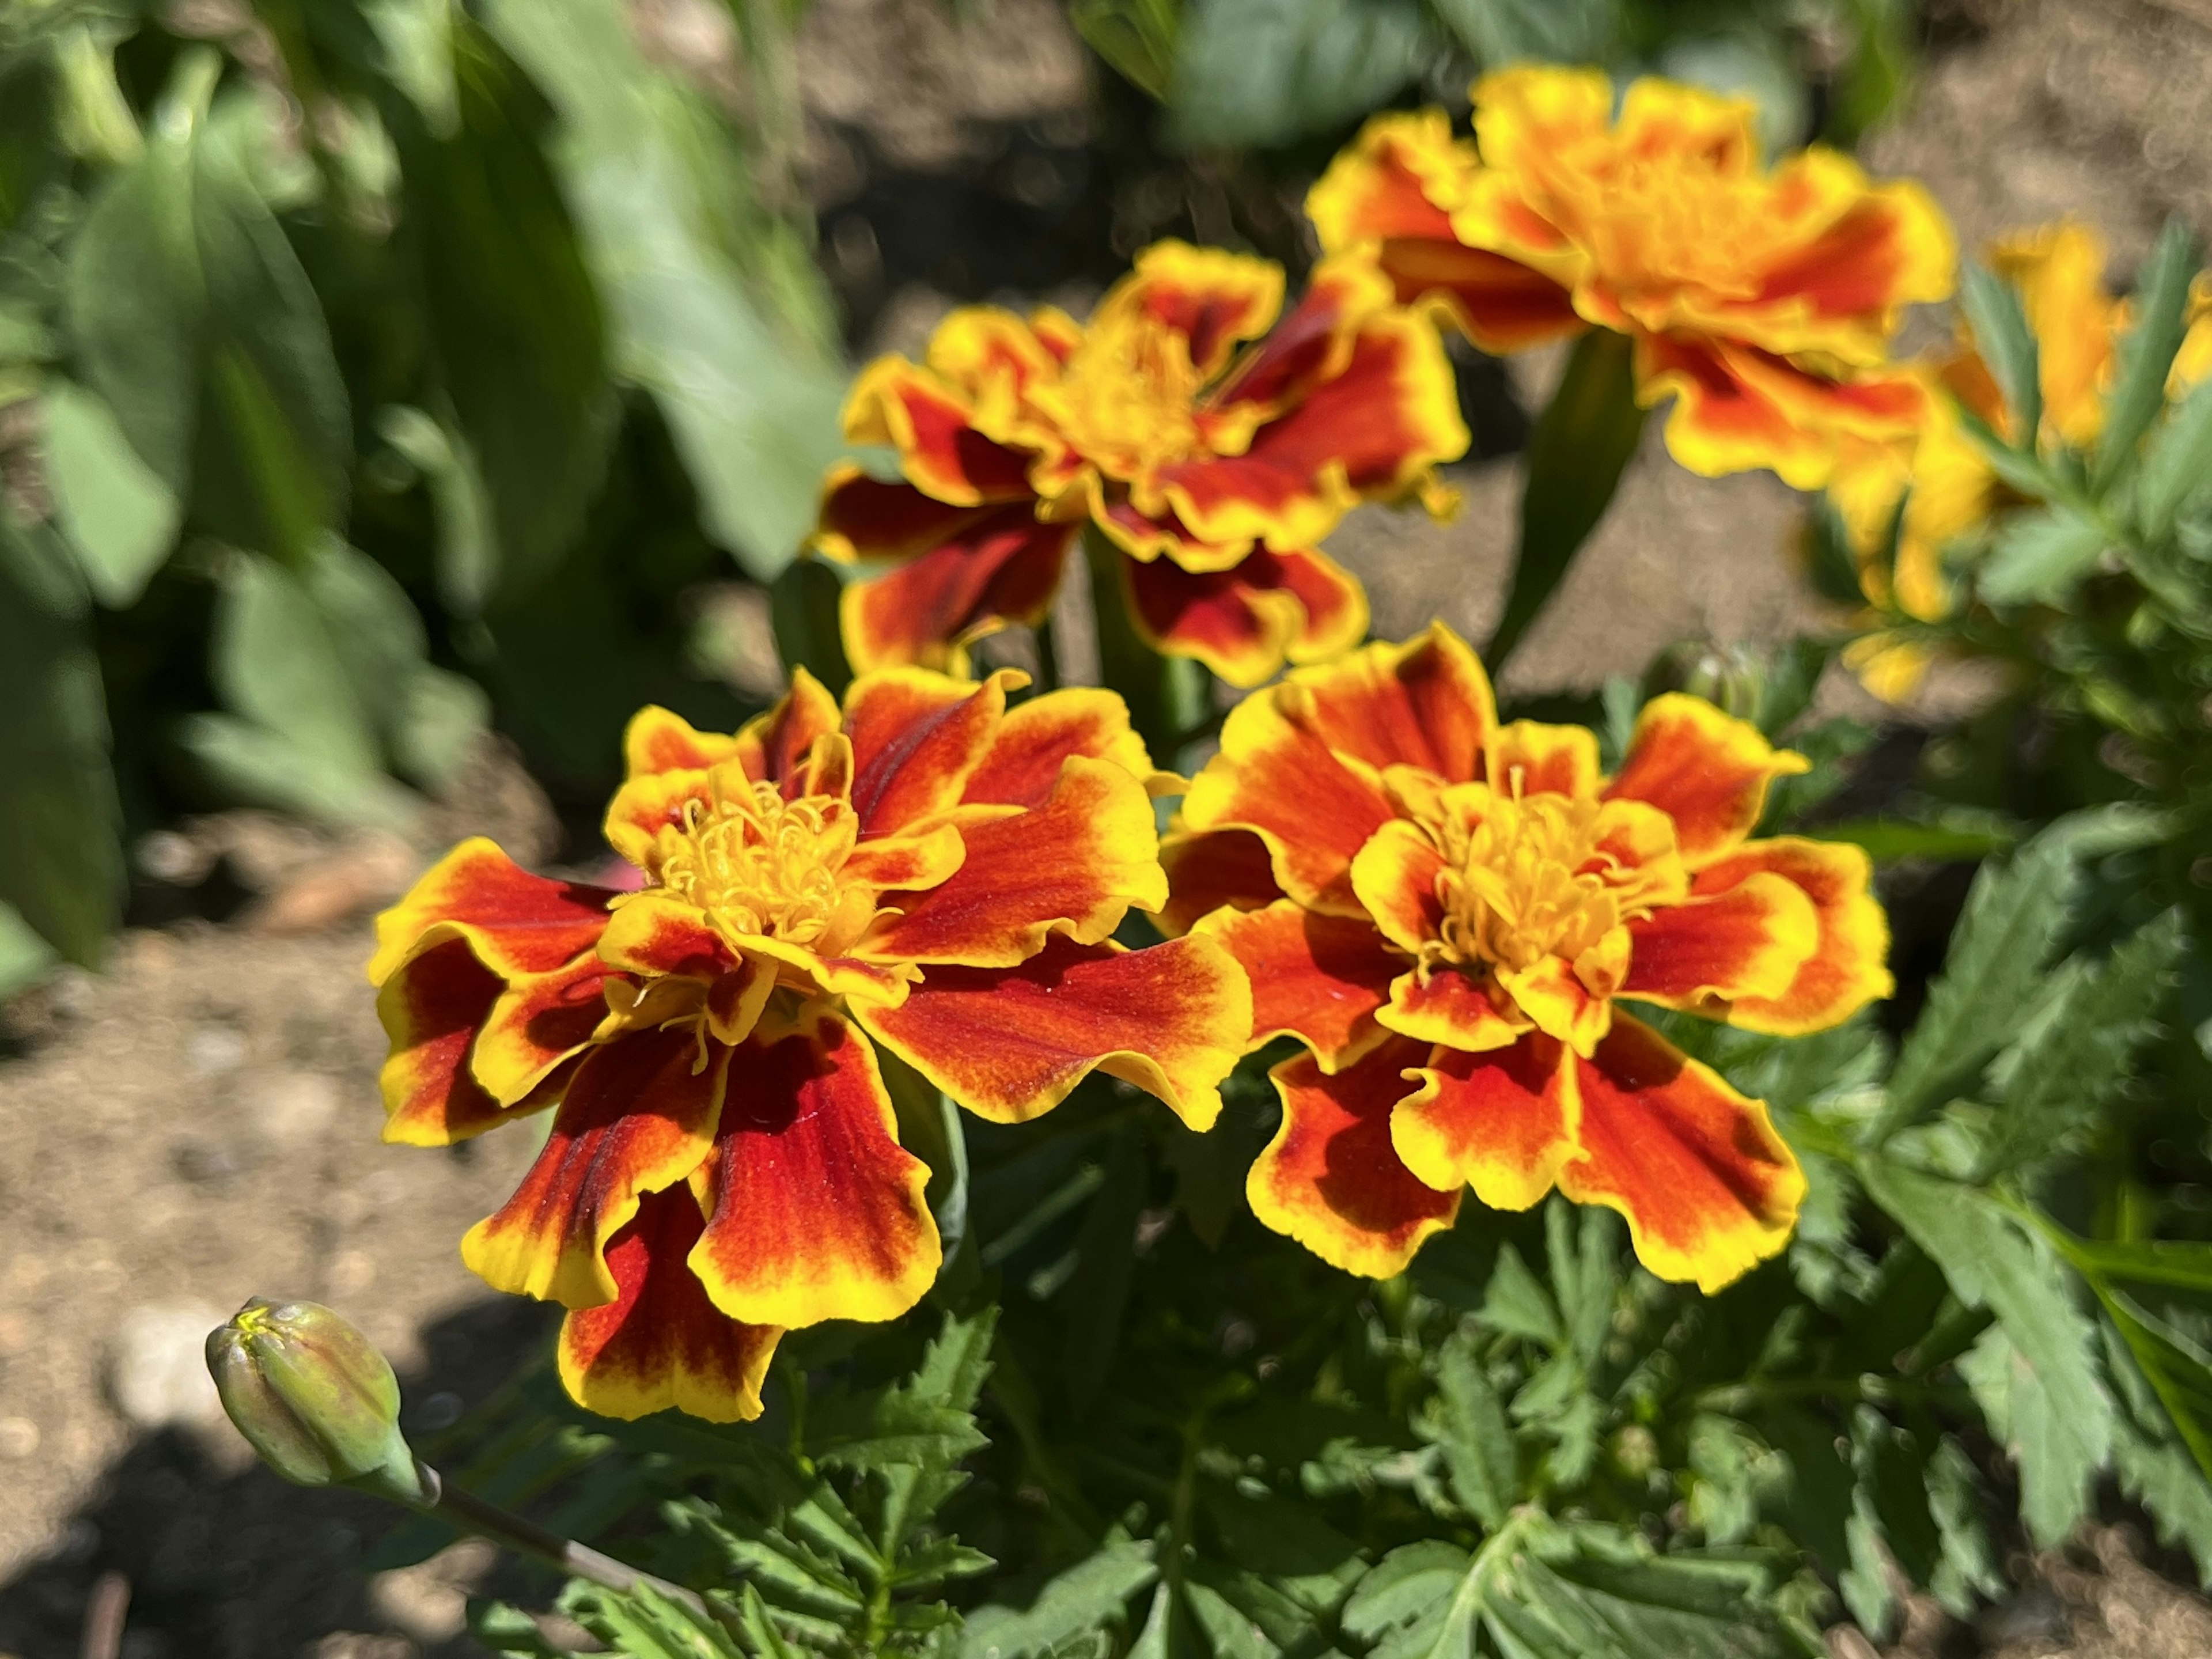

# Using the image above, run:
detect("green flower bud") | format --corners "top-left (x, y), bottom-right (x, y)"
top-left (205, 1297), bottom-right (429, 1506)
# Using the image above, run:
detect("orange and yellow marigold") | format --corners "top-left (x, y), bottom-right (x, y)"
top-left (1167, 625), bottom-right (1890, 1291)
top-left (368, 669), bottom-right (1249, 1421)
top-left (1308, 65), bottom-right (1956, 490)
top-left (815, 240), bottom-right (1469, 688)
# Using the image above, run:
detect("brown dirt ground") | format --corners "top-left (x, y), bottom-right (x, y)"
top-left (8, 1), bottom-right (2212, 1654)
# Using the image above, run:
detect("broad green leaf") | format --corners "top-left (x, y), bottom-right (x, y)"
top-left (961, 1540), bottom-right (1158, 1659)
top-left (376, 404), bottom-right (499, 616)
top-left (0, 901), bottom-right (58, 999)
top-left (0, 517), bottom-right (119, 965)
top-left (1865, 1161), bottom-right (2111, 1544)
top-left (486, 0), bottom-right (846, 580)
top-left (1430, 1334), bottom-right (1515, 1527)
top-left (2093, 218), bottom-right (2199, 491)
top-left (1428, 0), bottom-right (1612, 66)
top-left (393, 665), bottom-right (492, 793)
top-left (1877, 820), bottom-right (2085, 1134)
top-left (2137, 376), bottom-right (2212, 541)
top-left (40, 378), bottom-right (179, 605)
top-left (1979, 910), bottom-right (2186, 1179)
top-left (392, 16), bottom-right (616, 596)
top-left (1488, 327), bottom-right (1644, 669)
top-left (1978, 503), bottom-right (2109, 605)
top-left (1956, 261), bottom-right (2040, 448)
top-left (771, 556), bottom-right (853, 702)
top-left (1812, 813), bottom-right (2017, 863)
top-left (1165, 0), bottom-right (1430, 151)
top-left (1070, 0), bottom-right (1182, 100)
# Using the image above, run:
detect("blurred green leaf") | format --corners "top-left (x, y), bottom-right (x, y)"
top-left (40, 376), bottom-right (179, 605)
top-left (1956, 261), bottom-right (2040, 449)
top-left (960, 1540), bottom-right (1158, 1659)
top-left (1430, 1333), bottom-right (1514, 1527)
top-left (0, 512), bottom-right (120, 965)
top-left (1166, 0), bottom-right (1430, 151)
top-left (1979, 503), bottom-right (2109, 607)
top-left (770, 556), bottom-right (853, 701)
top-left (1812, 814), bottom-right (2018, 863)
top-left (1489, 327), bottom-right (1643, 669)
top-left (1071, 0), bottom-right (1183, 100)
top-left (2093, 218), bottom-right (2198, 493)
top-left (376, 403), bottom-right (499, 616)
top-left (1430, 0), bottom-right (1611, 67)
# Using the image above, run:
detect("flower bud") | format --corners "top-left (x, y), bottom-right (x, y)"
top-left (205, 1297), bottom-right (429, 1505)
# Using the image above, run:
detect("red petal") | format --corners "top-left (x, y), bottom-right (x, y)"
top-left (368, 838), bottom-right (615, 983)
top-left (622, 706), bottom-right (743, 779)
top-left (817, 469), bottom-right (1017, 563)
top-left (1128, 241), bottom-right (1285, 379)
top-left (471, 952), bottom-right (613, 1105)
top-left (1393, 1034), bottom-right (1575, 1209)
top-left (1623, 873), bottom-right (1820, 1011)
top-left (1689, 838), bottom-right (1892, 1033)
top-left (842, 359), bottom-right (1038, 504)
top-left (1248, 1038), bottom-right (1459, 1278)
top-left (838, 511), bottom-right (1075, 676)
top-left (1281, 624), bottom-right (1495, 783)
top-left (1603, 693), bottom-right (1809, 868)
top-left (962, 687), bottom-right (1159, 810)
top-left (1486, 719), bottom-right (1600, 800)
top-left (1125, 546), bottom-right (1370, 690)
top-left (463, 1029), bottom-right (726, 1308)
top-left (1156, 827), bottom-right (1286, 937)
top-left (1558, 1016), bottom-right (1804, 1292)
top-left (1376, 964), bottom-right (1527, 1052)
top-left (559, 1185), bottom-right (783, 1423)
top-left (844, 668), bottom-right (1018, 836)
top-left (734, 669), bottom-right (846, 795)
top-left (690, 1010), bottom-right (938, 1328)
top-left (375, 937), bottom-right (513, 1146)
top-left (1195, 900), bottom-right (1399, 1071)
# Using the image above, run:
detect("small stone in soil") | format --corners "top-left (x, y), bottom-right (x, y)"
top-left (110, 1300), bottom-right (226, 1430)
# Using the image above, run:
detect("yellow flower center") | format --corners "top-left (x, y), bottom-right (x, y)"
top-left (1417, 782), bottom-right (1675, 976)
top-left (1037, 307), bottom-right (1209, 480)
top-left (656, 778), bottom-right (857, 949)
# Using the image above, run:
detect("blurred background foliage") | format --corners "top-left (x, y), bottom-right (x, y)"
top-left (0, 0), bottom-right (1918, 997)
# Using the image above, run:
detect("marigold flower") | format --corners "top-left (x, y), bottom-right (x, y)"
top-left (368, 669), bottom-right (1250, 1421)
top-left (1306, 66), bottom-right (1956, 490)
top-left (813, 241), bottom-right (1468, 688)
top-left (1827, 221), bottom-right (2212, 700)
top-left (1169, 625), bottom-right (1891, 1291)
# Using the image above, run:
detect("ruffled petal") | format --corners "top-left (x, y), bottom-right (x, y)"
top-left (1156, 827), bottom-right (1286, 936)
top-left (1306, 109), bottom-right (1470, 250)
top-left (1124, 546), bottom-right (1370, 690)
top-left (623, 706), bottom-right (743, 781)
top-left (1486, 719), bottom-right (1600, 800)
top-left (1127, 240), bottom-right (1285, 379)
top-left (962, 687), bottom-right (1160, 810)
top-left (1275, 623), bottom-right (1495, 784)
top-left (462, 1029), bottom-right (728, 1309)
top-left (857, 757), bottom-right (1161, 967)
top-left (1690, 838), bottom-right (1892, 1034)
top-left (1194, 899), bottom-right (1399, 1071)
top-left (689, 1009), bottom-right (939, 1328)
top-left (844, 667), bottom-right (1020, 835)
top-left (368, 838), bottom-right (615, 983)
top-left (733, 669), bottom-right (845, 794)
top-left (598, 892), bottom-right (734, 980)
top-left (558, 1184), bottom-right (782, 1424)
top-left (1348, 819), bottom-right (1447, 955)
top-left (1248, 1039), bottom-right (1459, 1278)
top-left (376, 937), bottom-right (514, 1146)
top-left (1556, 1015), bottom-right (1804, 1293)
top-left (1392, 1033), bottom-right (1575, 1210)
top-left (470, 952), bottom-right (615, 1106)
top-left (1392, 242), bottom-right (1586, 354)
top-left (1376, 965), bottom-right (1527, 1052)
top-left (1604, 693), bottom-right (1809, 869)
top-left (858, 934), bottom-right (1249, 1130)
top-left (1496, 955), bottom-right (1615, 1056)
top-left (1622, 872), bottom-right (1820, 1012)
top-left (836, 510), bottom-right (1075, 676)
top-left (841, 356), bottom-right (1039, 505)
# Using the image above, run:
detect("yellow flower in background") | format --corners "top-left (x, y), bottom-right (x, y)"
top-left (1308, 65), bottom-right (1956, 490)
top-left (1826, 221), bottom-right (2212, 701)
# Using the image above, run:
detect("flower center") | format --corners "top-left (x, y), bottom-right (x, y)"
top-left (657, 778), bottom-right (857, 949)
top-left (1038, 308), bottom-right (1209, 480)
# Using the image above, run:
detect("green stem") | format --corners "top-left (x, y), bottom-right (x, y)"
top-left (1082, 528), bottom-right (1205, 764)
top-left (1035, 617), bottom-right (1063, 694)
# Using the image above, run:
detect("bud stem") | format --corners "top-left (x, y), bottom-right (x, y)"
top-left (411, 1461), bottom-right (714, 1620)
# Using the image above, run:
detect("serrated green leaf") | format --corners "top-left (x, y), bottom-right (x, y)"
top-left (1479, 1244), bottom-right (1563, 1349)
top-left (2054, 1235), bottom-right (2212, 1485)
top-left (2138, 375), bottom-right (2212, 540)
top-left (563, 1580), bottom-right (746, 1658)
top-left (1430, 1332), bottom-right (1515, 1527)
top-left (1165, 0), bottom-right (1429, 152)
top-left (1957, 261), bottom-right (2040, 447)
top-left (1979, 504), bottom-right (2109, 605)
top-left (1546, 1200), bottom-right (1617, 1370)
top-left (1980, 910), bottom-right (2186, 1179)
top-left (1850, 1407), bottom-right (1941, 1593)
top-left (1183, 1578), bottom-right (1276, 1659)
top-left (2094, 218), bottom-right (2198, 491)
top-left (468, 1597), bottom-right (571, 1657)
top-left (2105, 1325), bottom-right (2212, 1582)
top-left (1925, 1435), bottom-right (2003, 1616)
top-left (1859, 1162), bottom-right (2112, 1545)
top-left (961, 1540), bottom-right (1158, 1659)
top-left (40, 377), bottom-right (178, 605)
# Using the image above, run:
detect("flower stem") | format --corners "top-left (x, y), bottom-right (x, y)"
top-left (1081, 528), bottom-right (1206, 763)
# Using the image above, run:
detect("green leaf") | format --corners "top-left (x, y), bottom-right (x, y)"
top-left (2105, 1326), bottom-right (2212, 1582)
top-left (1978, 503), bottom-right (2109, 606)
top-left (1480, 1244), bottom-right (1563, 1349)
top-left (1429, 0), bottom-right (1612, 66)
top-left (0, 516), bottom-right (120, 965)
top-left (1811, 814), bottom-right (2018, 863)
top-left (376, 404), bottom-right (499, 616)
top-left (1070, 0), bottom-right (1182, 100)
top-left (467, 1598), bottom-right (570, 1657)
top-left (2094, 218), bottom-right (2199, 491)
top-left (961, 1540), bottom-right (1159, 1659)
top-left (0, 901), bottom-right (59, 1000)
top-left (1488, 327), bottom-right (1645, 669)
top-left (1430, 1332), bottom-right (1516, 1527)
top-left (1849, 1407), bottom-right (1941, 1594)
top-left (2051, 1236), bottom-right (2212, 1486)
top-left (1925, 1434), bottom-right (2003, 1616)
top-left (1165, 0), bottom-right (1430, 151)
top-left (486, 0), bottom-right (847, 579)
top-left (562, 1580), bottom-right (746, 1658)
top-left (40, 378), bottom-right (179, 605)
top-left (770, 556), bottom-right (853, 702)
top-left (1979, 910), bottom-right (2186, 1179)
top-left (1956, 260), bottom-right (2040, 448)
top-left (1877, 820), bottom-right (2085, 1134)
top-left (1863, 1162), bottom-right (2112, 1544)
top-left (2137, 375), bottom-right (2212, 541)
top-left (391, 16), bottom-right (616, 596)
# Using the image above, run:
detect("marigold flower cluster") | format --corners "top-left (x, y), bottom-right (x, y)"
top-left (815, 241), bottom-right (1469, 689)
top-left (1309, 66), bottom-right (1955, 490)
top-left (1827, 221), bottom-right (2212, 700)
top-left (369, 670), bottom-right (1248, 1421)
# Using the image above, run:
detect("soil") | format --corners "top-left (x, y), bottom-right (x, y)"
top-left (7, 0), bottom-right (2212, 1655)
